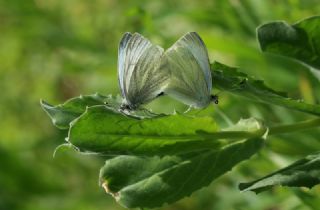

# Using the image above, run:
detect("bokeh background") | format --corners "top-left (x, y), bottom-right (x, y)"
top-left (1, 0), bottom-right (320, 209)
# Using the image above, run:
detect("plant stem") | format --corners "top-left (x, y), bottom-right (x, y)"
top-left (269, 118), bottom-right (320, 135)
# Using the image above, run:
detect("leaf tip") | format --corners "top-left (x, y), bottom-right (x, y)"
top-left (238, 182), bottom-right (249, 192)
top-left (40, 99), bottom-right (59, 124)
top-left (40, 99), bottom-right (52, 110)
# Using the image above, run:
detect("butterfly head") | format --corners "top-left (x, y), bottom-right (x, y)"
top-left (210, 95), bottom-right (219, 105)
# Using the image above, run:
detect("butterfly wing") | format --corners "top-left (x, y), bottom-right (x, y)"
top-left (118, 32), bottom-right (132, 98)
top-left (118, 32), bottom-right (169, 109)
top-left (164, 32), bottom-right (212, 108)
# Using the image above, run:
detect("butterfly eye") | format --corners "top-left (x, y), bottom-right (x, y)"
top-left (211, 95), bottom-right (219, 104)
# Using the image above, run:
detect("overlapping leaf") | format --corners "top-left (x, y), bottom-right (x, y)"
top-left (211, 61), bottom-right (320, 116)
top-left (257, 16), bottom-right (320, 79)
top-left (40, 94), bottom-right (157, 129)
top-left (99, 137), bottom-right (264, 208)
top-left (40, 93), bottom-right (118, 129)
top-left (239, 152), bottom-right (320, 193)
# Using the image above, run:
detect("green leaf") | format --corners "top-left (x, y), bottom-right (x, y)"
top-left (99, 137), bottom-right (264, 209)
top-left (40, 94), bottom-right (160, 129)
top-left (257, 16), bottom-right (320, 79)
top-left (239, 152), bottom-right (320, 193)
top-left (40, 93), bottom-right (118, 129)
top-left (212, 61), bottom-right (320, 116)
top-left (67, 105), bottom-right (266, 156)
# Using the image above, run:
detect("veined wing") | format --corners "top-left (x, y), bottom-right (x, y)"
top-left (118, 32), bottom-right (132, 98)
top-left (118, 32), bottom-right (168, 108)
top-left (164, 32), bottom-right (212, 108)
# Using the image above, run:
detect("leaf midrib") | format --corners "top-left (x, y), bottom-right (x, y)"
top-left (72, 130), bottom-right (265, 141)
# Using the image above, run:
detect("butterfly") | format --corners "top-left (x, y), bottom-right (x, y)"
top-left (163, 32), bottom-right (218, 109)
top-left (118, 32), bottom-right (169, 111)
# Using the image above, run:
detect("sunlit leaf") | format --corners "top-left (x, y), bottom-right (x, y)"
top-left (239, 152), bottom-right (320, 193)
top-left (67, 105), bottom-right (266, 156)
top-left (100, 137), bottom-right (264, 208)
top-left (40, 94), bottom-right (160, 129)
top-left (40, 93), bottom-right (118, 129)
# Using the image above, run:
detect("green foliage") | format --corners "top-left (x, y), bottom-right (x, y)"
top-left (41, 59), bottom-right (320, 208)
top-left (239, 152), bottom-right (320, 193)
top-left (212, 62), bottom-right (320, 116)
top-left (4, 1), bottom-right (320, 210)
top-left (66, 105), bottom-right (266, 156)
top-left (68, 105), bottom-right (218, 155)
top-left (40, 14), bottom-right (320, 209)
top-left (100, 137), bottom-right (264, 208)
top-left (41, 94), bottom-right (268, 207)
top-left (234, 15), bottom-right (320, 198)
top-left (40, 94), bottom-right (115, 129)
top-left (258, 16), bottom-right (320, 80)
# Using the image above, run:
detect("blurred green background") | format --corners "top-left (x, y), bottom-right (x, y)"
top-left (1, 0), bottom-right (320, 209)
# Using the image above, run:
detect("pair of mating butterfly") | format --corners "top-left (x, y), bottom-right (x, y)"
top-left (118, 31), bottom-right (218, 111)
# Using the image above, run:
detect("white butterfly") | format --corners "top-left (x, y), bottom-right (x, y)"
top-left (163, 32), bottom-right (218, 109)
top-left (118, 32), bottom-right (169, 110)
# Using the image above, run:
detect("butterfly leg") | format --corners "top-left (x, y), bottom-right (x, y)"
top-left (184, 105), bottom-right (193, 113)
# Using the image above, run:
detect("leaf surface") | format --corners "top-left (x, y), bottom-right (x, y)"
top-left (212, 61), bottom-right (320, 116)
top-left (257, 16), bottom-right (320, 79)
top-left (40, 94), bottom-right (158, 129)
top-left (100, 137), bottom-right (264, 208)
top-left (68, 105), bottom-right (266, 156)
top-left (40, 94), bottom-right (118, 129)
top-left (239, 152), bottom-right (320, 193)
